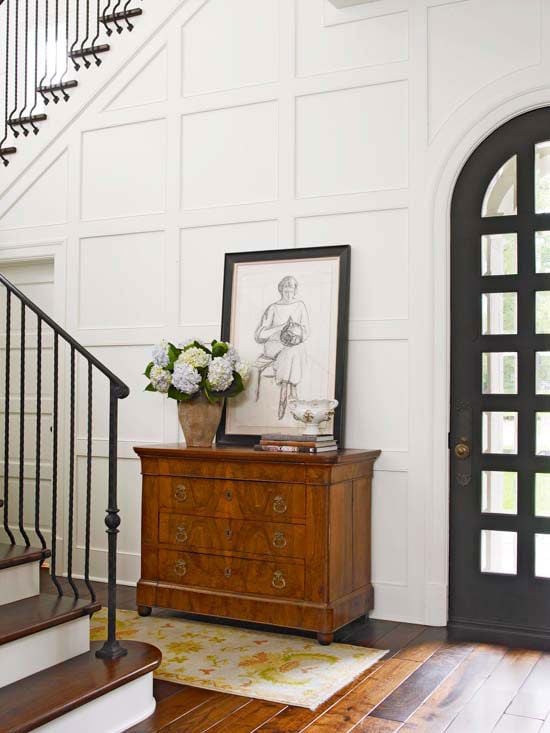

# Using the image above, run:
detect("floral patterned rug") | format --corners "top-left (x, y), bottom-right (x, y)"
top-left (90, 609), bottom-right (386, 710)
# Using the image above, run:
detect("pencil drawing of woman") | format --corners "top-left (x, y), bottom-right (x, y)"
top-left (254, 275), bottom-right (310, 419)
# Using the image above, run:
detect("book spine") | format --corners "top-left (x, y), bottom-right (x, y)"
top-left (255, 444), bottom-right (318, 454)
top-left (259, 439), bottom-right (336, 448)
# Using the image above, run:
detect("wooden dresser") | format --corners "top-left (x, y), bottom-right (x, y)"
top-left (133, 445), bottom-right (380, 644)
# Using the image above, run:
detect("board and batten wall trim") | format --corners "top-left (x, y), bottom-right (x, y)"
top-left (0, 0), bottom-right (548, 625)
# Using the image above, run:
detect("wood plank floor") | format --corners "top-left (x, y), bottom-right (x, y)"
top-left (39, 573), bottom-right (550, 732)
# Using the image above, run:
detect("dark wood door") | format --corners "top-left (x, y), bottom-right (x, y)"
top-left (450, 107), bottom-right (550, 648)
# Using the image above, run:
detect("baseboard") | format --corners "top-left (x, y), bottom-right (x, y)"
top-left (448, 619), bottom-right (550, 651)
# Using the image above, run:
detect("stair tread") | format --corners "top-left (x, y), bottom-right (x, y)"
top-left (0, 543), bottom-right (50, 571)
top-left (0, 640), bottom-right (161, 733)
top-left (0, 593), bottom-right (100, 646)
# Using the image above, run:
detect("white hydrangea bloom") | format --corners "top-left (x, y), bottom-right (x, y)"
top-left (152, 340), bottom-right (170, 368)
top-left (225, 345), bottom-right (239, 365)
top-left (172, 362), bottom-right (201, 395)
top-left (235, 361), bottom-right (250, 385)
top-left (178, 347), bottom-right (211, 370)
top-left (149, 365), bottom-right (172, 394)
top-left (208, 356), bottom-right (234, 392)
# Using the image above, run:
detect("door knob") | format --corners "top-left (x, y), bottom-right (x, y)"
top-left (454, 439), bottom-right (471, 459)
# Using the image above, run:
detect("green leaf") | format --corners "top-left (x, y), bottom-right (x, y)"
top-left (204, 384), bottom-right (223, 404)
top-left (224, 371), bottom-right (244, 398)
top-left (144, 383), bottom-right (156, 392)
top-left (167, 343), bottom-right (181, 367)
top-left (168, 385), bottom-right (194, 402)
top-left (144, 362), bottom-right (154, 378)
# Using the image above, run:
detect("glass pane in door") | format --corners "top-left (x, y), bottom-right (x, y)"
top-left (482, 352), bottom-right (517, 394)
top-left (536, 142), bottom-right (550, 213)
top-left (535, 474), bottom-right (550, 517)
top-left (482, 293), bottom-right (517, 335)
top-left (482, 234), bottom-right (517, 276)
top-left (481, 530), bottom-right (517, 574)
top-left (536, 353), bottom-right (550, 395)
top-left (482, 412), bottom-right (518, 454)
top-left (482, 471), bottom-right (518, 514)
top-left (535, 534), bottom-right (550, 578)
top-left (536, 232), bottom-right (550, 273)
top-left (482, 156), bottom-right (517, 217)
top-left (536, 413), bottom-right (550, 456)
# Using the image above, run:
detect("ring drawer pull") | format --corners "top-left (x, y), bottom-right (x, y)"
top-left (224, 528), bottom-right (233, 540)
top-left (272, 570), bottom-right (286, 590)
top-left (273, 531), bottom-right (287, 549)
top-left (224, 567), bottom-right (232, 578)
top-left (273, 496), bottom-right (287, 514)
top-left (175, 525), bottom-right (188, 544)
top-left (174, 485), bottom-right (188, 502)
top-left (225, 489), bottom-right (233, 501)
top-left (174, 559), bottom-right (187, 577)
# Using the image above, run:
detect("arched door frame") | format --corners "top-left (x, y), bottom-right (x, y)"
top-left (429, 90), bottom-right (550, 626)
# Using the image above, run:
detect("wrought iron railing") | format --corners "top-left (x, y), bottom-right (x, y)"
top-left (0, 0), bottom-right (143, 166)
top-left (0, 272), bottom-right (130, 660)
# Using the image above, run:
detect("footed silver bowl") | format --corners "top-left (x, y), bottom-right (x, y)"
top-left (288, 399), bottom-right (338, 436)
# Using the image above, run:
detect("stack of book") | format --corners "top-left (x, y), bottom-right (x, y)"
top-left (255, 434), bottom-right (338, 454)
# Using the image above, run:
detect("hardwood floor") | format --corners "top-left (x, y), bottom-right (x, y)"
top-left (39, 572), bottom-right (550, 732)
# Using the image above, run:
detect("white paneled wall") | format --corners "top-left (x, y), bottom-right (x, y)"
top-left (0, 0), bottom-right (549, 623)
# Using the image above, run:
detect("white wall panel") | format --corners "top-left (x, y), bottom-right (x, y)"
top-left (78, 231), bottom-right (165, 329)
top-left (295, 82), bottom-right (408, 198)
top-left (371, 471), bottom-right (408, 587)
top-left (180, 220), bottom-right (279, 327)
top-left (78, 345), bottom-right (164, 444)
top-left (182, 0), bottom-right (279, 96)
top-left (296, 0), bottom-right (408, 77)
top-left (346, 340), bottom-right (408, 452)
top-left (81, 120), bottom-right (167, 221)
top-left (181, 102), bottom-right (279, 210)
top-left (106, 47), bottom-right (168, 111)
top-left (428, 0), bottom-right (541, 136)
top-left (0, 152), bottom-right (68, 229)
top-left (295, 209), bottom-right (408, 322)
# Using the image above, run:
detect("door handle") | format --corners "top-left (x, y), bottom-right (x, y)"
top-left (454, 439), bottom-right (471, 459)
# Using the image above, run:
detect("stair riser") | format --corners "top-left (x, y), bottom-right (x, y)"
top-left (0, 563), bottom-right (39, 606)
top-left (0, 616), bottom-right (90, 688)
top-left (33, 673), bottom-right (156, 733)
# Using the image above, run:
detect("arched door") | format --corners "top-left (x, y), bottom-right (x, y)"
top-left (450, 108), bottom-right (550, 648)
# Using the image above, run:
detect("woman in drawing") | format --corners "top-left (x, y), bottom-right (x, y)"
top-left (254, 275), bottom-right (310, 419)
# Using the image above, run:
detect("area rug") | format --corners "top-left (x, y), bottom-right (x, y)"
top-left (90, 609), bottom-right (386, 710)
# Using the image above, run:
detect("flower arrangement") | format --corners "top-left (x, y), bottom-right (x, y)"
top-left (144, 339), bottom-right (249, 403)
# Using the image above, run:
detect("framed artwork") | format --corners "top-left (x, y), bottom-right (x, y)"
top-left (217, 245), bottom-right (351, 446)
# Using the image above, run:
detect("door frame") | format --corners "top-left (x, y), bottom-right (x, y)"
top-left (430, 92), bottom-right (550, 627)
top-left (0, 239), bottom-right (69, 573)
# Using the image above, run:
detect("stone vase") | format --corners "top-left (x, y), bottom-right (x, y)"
top-left (177, 393), bottom-right (224, 448)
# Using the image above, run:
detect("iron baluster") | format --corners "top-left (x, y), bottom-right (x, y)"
top-left (3, 291), bottom-right (15, 544)
top-left (7, 0), bottom-right (19, 136)
top-left (58, 0), bottom-right (70, 90)
top-left (34, 317), bottom-right (46, 549)
top-left (19, 0), bottom-right (32, 135)
top-left (96, 382), bottom-right (127, 660)
top-left (80, 0), bottom-right (91, 67)
top-left (66, 345), bottom-right (78, 598)
top-left (90, 0), bottom-right (101, 65)
top-left (0, 0), bottom-right (12, 165)
top-left (111, 0), bottom-right (122, 33)
top-left (123, 0), bottom-right (133, 30)
top-left (84, 362), bottom-right (95, 601)
top-left (101, 0), bottom-right (113, 35)
top-left (69, 0), bottom-right (80, 70)
top-left (50, 332), bottom-right (62, 595)
top-left (37, 0), bottom-right (49, 104)
top-left (18, 303), bottom-right (30, 546)
top-left (47, 0), bottom-right (60, 102)
top-left (28, 0), bottom-right (42, 124)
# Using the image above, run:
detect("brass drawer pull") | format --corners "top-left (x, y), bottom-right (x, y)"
top-left (224, 528), bottom-right (233, 540)
top-left (273, 496), bottom-right (287, 514)
top-left (174, 485), bottom-right (188, 502)
top-left (225, 489), bottom-right (233, 501)
top-left (272, 570), bottom-right (286, 590)
top-left (174, 559), bottom-right (187, 577)
top-left (273, 531), bottom-right (287, 549)
top-left (175, 525), bottom-right (188, 544)
top-left (224, 567), bottom-right (232, 578)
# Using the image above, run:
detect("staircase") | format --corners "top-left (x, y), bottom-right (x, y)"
top-left (0, 270), bottom-right (160, 729)
top-left (0, 0), bottom-right (144, 167)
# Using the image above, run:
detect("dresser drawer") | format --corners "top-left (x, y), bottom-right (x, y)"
top-left (158, 477), bottom-right (306, 522)
top-left (158, 513), bottom-right (306, 559)
top-left (157, 458), bottom-right (306, 483)
top-left (158, 549), bottom-right (304, 600)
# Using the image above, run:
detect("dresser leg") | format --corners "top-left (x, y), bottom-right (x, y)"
top-left (317, 632), bottom-right (334, 645)
top-left (138, 605), bottom-right (152, 617)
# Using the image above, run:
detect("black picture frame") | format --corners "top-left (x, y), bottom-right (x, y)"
top-left (217, 245), bottom-right (351, 447)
